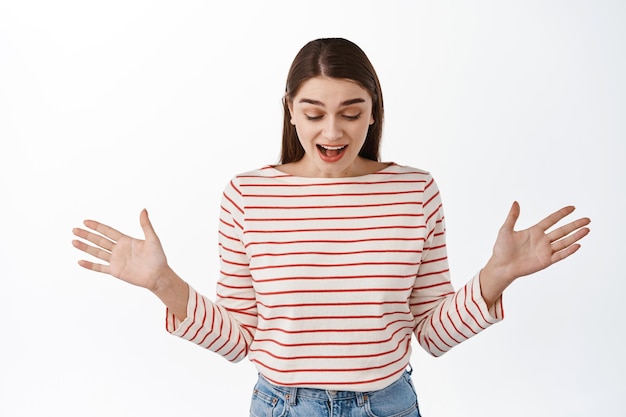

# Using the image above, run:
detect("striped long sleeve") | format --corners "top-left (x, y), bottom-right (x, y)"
top-left (166, 163), bottom-right (503, 391)
top-left (165, 176), bottom-right (257, 362)
top-left (410, 175), bottom-right (503, 357)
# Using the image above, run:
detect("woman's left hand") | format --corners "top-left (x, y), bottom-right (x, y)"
top-left (480, 202), bottom-right (591, 307)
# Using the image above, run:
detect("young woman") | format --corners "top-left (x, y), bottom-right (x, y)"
top-left (72, 38), bottom-right (591, 417)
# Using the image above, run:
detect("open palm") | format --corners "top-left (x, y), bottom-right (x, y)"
top-left (72, 209), bottom-right (168, 291)
top-left (490, 202), bottom-right (591, 282)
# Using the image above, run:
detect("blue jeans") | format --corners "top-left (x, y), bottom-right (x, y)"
top-left (249, 370), bottom-right (421, 417)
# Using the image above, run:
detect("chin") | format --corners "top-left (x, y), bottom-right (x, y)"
top-left (315, 163), bottom-right (353, 178)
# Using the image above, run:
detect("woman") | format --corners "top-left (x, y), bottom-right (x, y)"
top-left (72, 38), bottom-right (590, 417)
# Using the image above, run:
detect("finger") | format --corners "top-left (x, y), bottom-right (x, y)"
top-left (139, 209), bottom-right (159, 242)
top-left (551, 243), bottom-right (582, 264)
top-left (72, 239), bottom-right (112, 263)
top-left (77, 259), bottom-right (111, 274)
top-left (82, 219), bottom-right (125, 242)
top-left (546, 216), bottom-right (591, 243)
top-left (72, 227), bottom-right (116, 251)
top-left (550, 226), bottom-right (590, 253)
top-left (537, 205), bottom-right (576, 232)
top-left (501, 201), bottom-right (520, 232)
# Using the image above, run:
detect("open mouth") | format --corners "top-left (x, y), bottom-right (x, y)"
top-left (317, 144), bottom-right (347, 158)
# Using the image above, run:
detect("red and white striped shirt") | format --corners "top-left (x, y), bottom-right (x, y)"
top-left (166, 163), bottom-right (503, 391)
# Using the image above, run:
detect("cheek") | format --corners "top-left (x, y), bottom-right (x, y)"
top-left (352, 122), bottom-right (371, 140)
top-left (294, 121), bottom-right (316, 142)
top-left (294, 125), bottom-right (313, 148)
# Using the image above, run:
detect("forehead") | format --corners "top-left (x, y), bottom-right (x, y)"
top-left (294, 77), bottom-right (371, 104)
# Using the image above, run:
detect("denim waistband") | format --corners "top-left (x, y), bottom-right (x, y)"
top-left (256, 365), bottom-right (413, 405)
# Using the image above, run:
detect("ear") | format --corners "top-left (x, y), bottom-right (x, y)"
top-left (369, 113), bottom-right (375, 125)
top-left (287, 99), bottom-right (296, 125)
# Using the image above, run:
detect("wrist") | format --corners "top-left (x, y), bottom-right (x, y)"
top-left (479, 259), bottom-right (516, 309)
top-left (149, 265), bottom-right (190, 321)
top-left (482, 257), bottom-right (515, 288)
top-left (150, 264), bottom-right (177, 295)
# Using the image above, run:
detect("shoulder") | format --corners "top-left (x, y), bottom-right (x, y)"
top-left (233, 165), bottom-right (284, 180)
top-left (382, 163), bottom-right (435, 181)
top-left (381, 164), bottom-right (444, 202)
top-left (224, 165), bottom-right (286, 187)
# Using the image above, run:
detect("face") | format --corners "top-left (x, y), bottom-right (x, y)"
top-left (288, 76), bottom-right (375, 178)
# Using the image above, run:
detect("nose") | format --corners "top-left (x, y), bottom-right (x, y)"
top-left (322, 116), bottom-right (343, 141)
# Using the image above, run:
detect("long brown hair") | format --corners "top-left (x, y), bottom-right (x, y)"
top-left (280, 38), bottom-right (384, 164)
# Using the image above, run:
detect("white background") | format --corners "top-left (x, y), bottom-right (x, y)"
top-left (1, 1), bottom-right (624, 416)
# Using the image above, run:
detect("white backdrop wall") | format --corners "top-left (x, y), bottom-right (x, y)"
top-left (1, 1), bottom-right (624, 416)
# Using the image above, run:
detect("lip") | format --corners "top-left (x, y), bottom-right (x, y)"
top-left (316, 144), bottom-right (348, 163)
top-left (318, 144), bottom-right (348, 149)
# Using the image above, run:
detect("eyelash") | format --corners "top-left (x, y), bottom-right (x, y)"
top-left (305, 114), bottom-right (362, 121)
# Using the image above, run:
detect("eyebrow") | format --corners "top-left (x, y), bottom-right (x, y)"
top-left (298, 98), bottom-right (367, 107)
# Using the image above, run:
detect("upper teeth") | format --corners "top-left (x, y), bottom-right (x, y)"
top-left (321, 145), bottom-right (346, 150)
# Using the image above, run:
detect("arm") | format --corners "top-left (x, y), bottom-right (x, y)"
top-left (72, 180), bottom-right (257, 362)
top-left (410, 178), bottom-right (590, 357)
top-left (165, 180), bottom-right (258, 361)
top-left (411, 177), bottom-right (502, 356)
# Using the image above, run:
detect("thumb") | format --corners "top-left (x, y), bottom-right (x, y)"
top-left (501, 201), bottom-right (521, 232)
top-left (139, 208), bottom-right (159, 241)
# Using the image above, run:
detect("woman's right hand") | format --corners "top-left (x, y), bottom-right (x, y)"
top-left (72, 208), bottom-right (169, 291)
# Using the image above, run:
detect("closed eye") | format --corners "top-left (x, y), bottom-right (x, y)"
top-left (304, 113), bottom-right (362, 121)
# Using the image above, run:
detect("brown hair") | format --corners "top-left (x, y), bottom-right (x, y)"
top-left (280, 38), bottom-right (384, 163)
